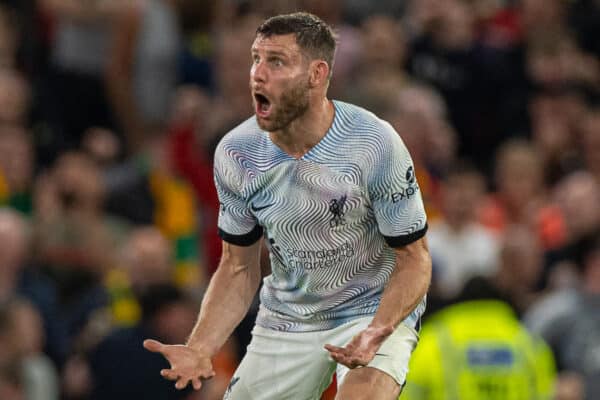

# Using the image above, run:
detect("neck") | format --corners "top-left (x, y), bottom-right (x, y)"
top-left (270, 97), bottom-right (334, 159)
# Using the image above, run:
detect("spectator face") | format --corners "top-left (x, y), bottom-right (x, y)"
top-left (555, 172), bottom-right (600, 239)
top-left (0, 70), bottom-right (29, 125)
top-left (360, 15), bottom-right (406, 70)
top-left (442, 171), bottom-right (486, 227)
top-left (123, 227), bottom-right (172, 290)
top-left (520, 0), bottom-right (567, 32)
top-left (52, 152), bottom-right (105, 211)
top-left (500, 226), bottom-right (543, 287)
top-left (495, 141), bottom-right (544, 212)
top-left (0, 126), bottom-right (34, 193)
top-left (433, 0), bottom-right (476, 50)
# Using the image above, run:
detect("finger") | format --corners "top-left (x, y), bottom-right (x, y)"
top-left (203, 369), bottom-right (216, 379)
top-left (160, 369), bottom-right (178, 381)
top-left (143, 339), bottom-right (165, 353)
top-left (191, 377), bottom-right (202, 391)
top-left (324, 344), bottom-right (345, 353)
top-left (175, 378), bottom-right (190, 390)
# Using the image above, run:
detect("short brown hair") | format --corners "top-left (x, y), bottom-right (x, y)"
top-left (256, 12), bottom-right (337, 77)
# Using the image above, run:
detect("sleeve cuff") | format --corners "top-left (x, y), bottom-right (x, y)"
top-left (383, 224), bottom-right (428, 248)
top-left (218, 225), bottom-right (263, 246)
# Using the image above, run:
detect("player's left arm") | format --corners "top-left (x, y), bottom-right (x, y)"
top-left (372, 237), bottom-right (431, 332)
top-left (326, 119), bottom-right (432, 368)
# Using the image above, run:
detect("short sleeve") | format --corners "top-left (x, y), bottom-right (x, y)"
top-left (367, 122), bottom-right (427, 247)
top-left (214, 143), bottom-right (263, 246)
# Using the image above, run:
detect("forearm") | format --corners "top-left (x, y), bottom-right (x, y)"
top-left (371, 237), bottom-right (431, 330)
top-left (186, 242), bottom-right (261, 356)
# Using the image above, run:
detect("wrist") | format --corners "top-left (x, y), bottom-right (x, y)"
top-left (367, 322), bottom-right (395, 338)
top-left (186, 339), bottom-right (218, 357)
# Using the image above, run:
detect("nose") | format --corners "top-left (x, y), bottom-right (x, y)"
top-left (251, 60), bottom-right (266, 84)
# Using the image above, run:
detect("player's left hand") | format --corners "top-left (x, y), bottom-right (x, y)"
top-left (324, 324), bottom-right (394, 369)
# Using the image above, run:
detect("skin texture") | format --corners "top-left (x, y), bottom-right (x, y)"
top-left (144, 31), bottom-right (432, 400)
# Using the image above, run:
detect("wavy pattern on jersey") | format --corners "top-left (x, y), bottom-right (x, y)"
top-left (215, 101), bottom-right (428, 332)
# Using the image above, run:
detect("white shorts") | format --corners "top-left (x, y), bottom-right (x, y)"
top-left (223, 317), bottom-right (419, 400)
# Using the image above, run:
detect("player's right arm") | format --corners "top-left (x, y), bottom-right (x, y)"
top-left (145, 133), bottom-right (264, 390)
top-left (144, 238), bottom-right (262, 390)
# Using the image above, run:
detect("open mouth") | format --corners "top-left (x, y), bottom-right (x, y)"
top-left (254, 93), bottom-right (272, 118)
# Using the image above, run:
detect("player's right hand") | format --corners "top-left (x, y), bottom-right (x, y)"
top-left (143, 339), bottom-right (216, 390)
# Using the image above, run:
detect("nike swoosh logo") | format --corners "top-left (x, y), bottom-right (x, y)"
top-left (375, 353), bottom-right (389, 357)
top-left (251, 203), bottom-right (274, 212)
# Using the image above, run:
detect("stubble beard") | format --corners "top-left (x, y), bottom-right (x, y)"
top-left (256, 79), bottom-right (310, 132)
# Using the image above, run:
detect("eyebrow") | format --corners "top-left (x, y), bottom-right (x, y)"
top-left (251, 48), bottom-right (289, 58)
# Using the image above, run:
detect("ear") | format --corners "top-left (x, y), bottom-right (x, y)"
top-left (308, 60), bottom-right (330, 88)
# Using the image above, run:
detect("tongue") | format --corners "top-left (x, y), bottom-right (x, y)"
top-left (261, 102), bottom-right (269, 112)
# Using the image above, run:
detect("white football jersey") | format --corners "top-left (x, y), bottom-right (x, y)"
top-left (215, 101), bottom-right (427, 332)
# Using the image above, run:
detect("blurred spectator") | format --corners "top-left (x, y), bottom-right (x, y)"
top-left (38, 0), bottom-right (121, 158)
top-left (0, 208), bottom-right (66, 364)
top-left (166, 85), bottom-right (221, 275)
top-left (88, 284), bottom-right (200, 399)
top-left (455, 225), bottom-right (546, 316)
top-left (525, 32), bottom-right (600, 94)
top-left (520, 0), bottom-right (569, 40)
top-left (427, 163), bottom-right (499, 304)
top-left (0, 125), bottom-right (35, 214)
top-left (103, 132), bottom-right (205, 289)
top-left (403, 299), bottom-right (556, 400)
top-left (525, 235), bottom-right (600, 399)
top-left (104, 226), bottom-right (173, 327)
top-left (32, 152), bottom-right (127, 350)
top-left (478, 139), bottom-right (566, 250)
top-left (546, 171), bottom-right (600, 278)
top-left (0, 68), bottom-right (31, 125)
top-left (359, 15), bottom-right (407, 79)
top-left (10, 299), bottom-right (60, 400)
top-left (175, 0), bottom-right (217, 91)
top-left (529, 90), bottom-right (586, 185)
top-left (106, 0), bottom-right (182, 152)
top-left (301, 0), bottom-right (361, 99)
top-left (210, 13), bottom-right (263, 132)
top-left (0, 298), bottom-right (60, 400)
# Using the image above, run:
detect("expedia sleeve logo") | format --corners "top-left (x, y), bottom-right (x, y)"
top-left (392, 166), bottom-right (419, 203)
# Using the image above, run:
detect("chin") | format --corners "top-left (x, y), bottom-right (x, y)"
top-left (256, 116), bottom-right (279, 132)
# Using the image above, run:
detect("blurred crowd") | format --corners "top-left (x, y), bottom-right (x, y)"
top-left (0, 0), bottom-right (598, 399)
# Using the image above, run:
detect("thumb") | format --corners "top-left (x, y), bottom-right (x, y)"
top-left (143, 339), bottom-right (166, 353)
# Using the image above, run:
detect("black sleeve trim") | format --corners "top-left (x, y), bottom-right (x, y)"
top-left (218, 225), bottom-right (263, 246)
top-left (383, 224), bottom-right (428, 248)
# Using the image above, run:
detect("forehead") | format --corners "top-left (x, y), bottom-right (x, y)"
top-left (251, 33), bottom-right (301, 55)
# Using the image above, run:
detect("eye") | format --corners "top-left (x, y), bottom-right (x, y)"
top-left (252, 55), bottom-right (260, 64)
top-left (270, 58), bottom-right (283, 67)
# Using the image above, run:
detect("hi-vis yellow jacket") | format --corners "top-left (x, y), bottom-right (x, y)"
top-left (402, 300), bottom-right (556, 400)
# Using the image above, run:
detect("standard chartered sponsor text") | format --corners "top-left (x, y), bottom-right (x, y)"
top-left (285, 242), bottom-right (355, 269)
